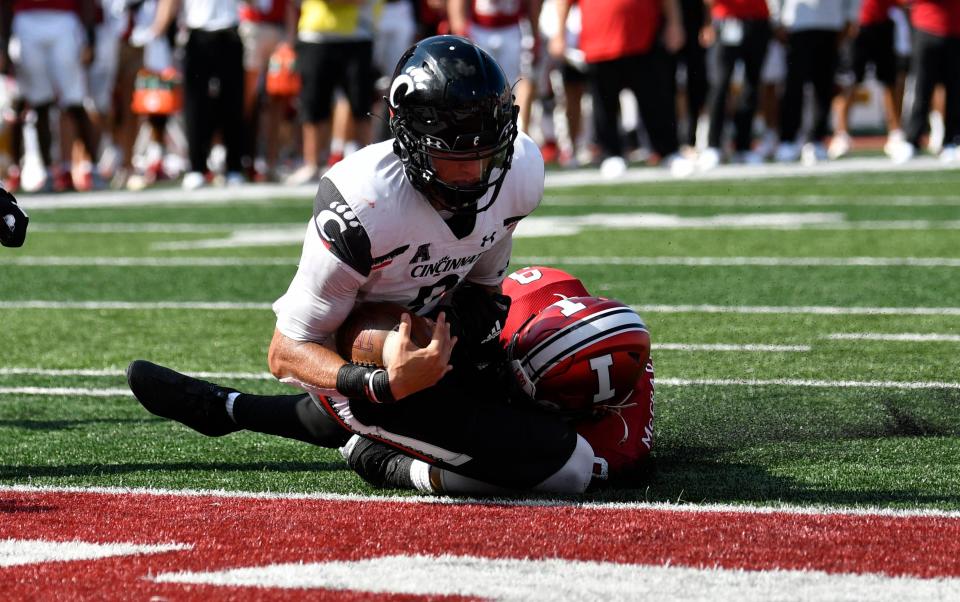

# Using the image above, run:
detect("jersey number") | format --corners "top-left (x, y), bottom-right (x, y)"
top-left (410, 274), bottom-right (460, 314)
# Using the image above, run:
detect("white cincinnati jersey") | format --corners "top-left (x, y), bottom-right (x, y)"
top-left (273, 132), bottom-right (544, 343)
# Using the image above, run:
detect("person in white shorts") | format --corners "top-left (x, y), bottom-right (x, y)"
top-left (6, 0), bottom-right (100, 191)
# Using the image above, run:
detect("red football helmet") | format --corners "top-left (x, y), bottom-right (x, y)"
top-left (506, 296), bottom-right (650, 415)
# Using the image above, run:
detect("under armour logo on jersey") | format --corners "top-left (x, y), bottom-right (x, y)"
top-left (481, 232), bottom-right (496, 247)
top-left (409, 243), bottom-right (432, 264)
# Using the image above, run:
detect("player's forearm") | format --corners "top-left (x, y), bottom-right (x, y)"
top-left (268, 329), bottom-right (344, 395)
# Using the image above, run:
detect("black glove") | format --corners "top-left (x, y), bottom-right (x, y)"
top-left (442, 282), bottom-right (511, 369)
top-left (0, 188), bottom-right (27, 248)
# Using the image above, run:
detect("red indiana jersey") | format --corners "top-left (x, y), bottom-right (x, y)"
top-left (471, 0), bottom-right (524, 28)
top-left (501, 266), bottom-right (655, 478)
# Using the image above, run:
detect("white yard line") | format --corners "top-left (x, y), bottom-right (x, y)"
top-left (515, 256), bottom-right (960, 267)
top-left (631, 304), bottom-right (960, 316)
top-left (4, 300), bottom-right (960, 316)
top-left (827, 333), bottom-right (960, 342)
top-left (0, 301), bottom-right (272, 310)
top-left (7, 378), bottom-right (958, 398)
top-left (11, 255), bottom-right (960, 268)
top-left (0, 368), bottom-right (274, 379)
top-left (0, 387), bottom-right (132, 396)
top-left (4, 483), bottom-right (960, 518)
top-left (658, 378), bottom-right (960, 389)
top-left (7, 256), bottom-right (295, 267)
top-left (654, 343), bottom-right (811, 352)
top-left (545, 195), bottom-right (960, 207)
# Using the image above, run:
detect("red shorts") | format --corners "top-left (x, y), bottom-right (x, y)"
top-left (575, 360), bottom-right (654, 478)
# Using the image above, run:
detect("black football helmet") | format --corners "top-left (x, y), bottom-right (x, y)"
top-left (387, 35), bottom-right (519, 214)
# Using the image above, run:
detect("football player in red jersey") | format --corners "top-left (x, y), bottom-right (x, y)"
top-left (339, 265), bottom-right (654, 492)
top-left (500, 266), bottom-right (654, 481)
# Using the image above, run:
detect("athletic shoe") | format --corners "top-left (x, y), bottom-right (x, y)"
top-left (774, 141), bottom-right (800, 163)
top-left (284, 164), bottom-right (321, 185)
top-left (540, 140), bottom-right (560, 165)
top-left (889, 140), bottom-right (916, 164)
top-left (326, 152), bottom-right (344, 168)
top-left (340, 434), bottom-right (415, 489)
top-left (733, 150), bottom-right (765, 165)
top-left (883, 129), bottom-right (905, 158)
top-left (181, 171), bottom-right (206, 191)
top-left (697, 147), bottom-right (722, 171)
top-left (52, 166), bottom-right (73, 193)
top-left (801, 142), bottom-right (828, 166)
top-left (940, 145), bottom-right (959, 164)
top-left (599, 156), bottom-right (627, 179)
top-left (126, 360), bottom-right (239, 437)
top-left (224, 171), bottom-right (245, 187)
top-left (663, 153), bottom-right (695, 178)
top-left (827, 131), bottom-right (851, 160)
top-left (755, 130), bottom-right (778, 160)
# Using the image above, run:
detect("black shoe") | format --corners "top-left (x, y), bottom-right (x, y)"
top-left (342, 435), bottom-right (415, 489)
top-left (126, 359), bottom-right (240, 437)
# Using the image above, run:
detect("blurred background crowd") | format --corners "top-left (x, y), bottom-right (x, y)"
top-left (0, 0), bottom-right (957, 193)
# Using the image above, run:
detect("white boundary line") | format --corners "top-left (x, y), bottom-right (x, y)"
top-left (545, 195), bottom-right (960, 207)
top-left (11, 255), bottom-right (960, 268)
top-left (15, 157), bottom-right (953, 210)
top-left (3, 483), bottom-right (960, 518)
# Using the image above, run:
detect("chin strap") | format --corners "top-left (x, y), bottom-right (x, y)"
top-left (598, 391), bottom-right (638, 445)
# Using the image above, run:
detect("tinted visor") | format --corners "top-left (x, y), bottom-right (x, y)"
top-left (424, 136), bottom-right (512, 191)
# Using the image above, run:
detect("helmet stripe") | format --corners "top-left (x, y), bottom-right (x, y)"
top-left (521, 310), bottom-right (649, 382)
top-left (523, 306), bottom-right (641, 361)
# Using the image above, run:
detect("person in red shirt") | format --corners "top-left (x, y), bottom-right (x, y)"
top-left (549, 0), bottom-right (692, 178)
top-left (698, 0), bottom-right (771, 169)
top-left (891, 0), bottom-right (960, 163)
top-left (830, 0), bottom-right (905, 160)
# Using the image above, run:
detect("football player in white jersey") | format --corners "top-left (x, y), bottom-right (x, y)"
top-left (129, 36), bottom-right (598, 495)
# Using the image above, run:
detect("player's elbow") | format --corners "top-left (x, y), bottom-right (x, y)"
top-left (267, 329), bottom-right (293, 379)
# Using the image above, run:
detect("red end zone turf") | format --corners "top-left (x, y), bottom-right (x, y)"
top-left (3, 488), bottom-right (960, 600)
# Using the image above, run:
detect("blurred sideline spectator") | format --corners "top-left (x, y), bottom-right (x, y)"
top-left (889, 0), bottom-right (960, 164)
top-left (698, 0), bottom-right (770, 170)
top-left (285, 0), bottom-right (377, 185)
top-left (239, 0), bottom-right (289, 181)
top-left (551, 0), bottom-right (693, 179)
top-left (771, 0), bottom-right (858, 166)
top-left (535, 0), bottom-right (589, 167)
top-left (830, 0), bottom-right (904, 160)
top-left (3, 0), bottom-right (101, 191)
top-left (448, 0), bottom-right (541, 132)
top-left (149, 0), bottom-right (246, 189)
top-left (675, 0), bottom-right (707, 152)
